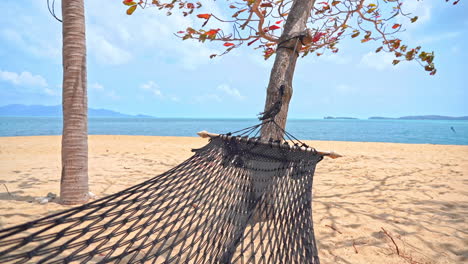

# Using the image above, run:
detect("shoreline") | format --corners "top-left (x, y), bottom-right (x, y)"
top-left (1, 135), bottom-right (467, 263)
top-left (1, 134), bottom-right (467, 147)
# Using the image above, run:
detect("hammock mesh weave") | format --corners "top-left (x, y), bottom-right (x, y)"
top-left (0, 135), bottom-right (322, 263)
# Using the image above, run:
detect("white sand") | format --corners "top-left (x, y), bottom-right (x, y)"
top-left (0, 135), bottom-right (467, 263)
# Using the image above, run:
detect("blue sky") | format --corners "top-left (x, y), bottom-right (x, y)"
top-left (0, 0), bottom-right (466, 118)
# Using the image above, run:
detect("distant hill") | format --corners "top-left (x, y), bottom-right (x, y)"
top-left (369, 115), bottom-right (468, 120)
top-left (324, 116), bottom-right (358, 120)
top-left (0, 104), bottom-right (154, 118)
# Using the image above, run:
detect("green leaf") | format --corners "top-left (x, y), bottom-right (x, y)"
top-left (405, 50), bottom-right (415, 60)
top-left (426, 52), bottom-right (435, 63)
top-left (419, 52), bottom-right (427, 61)
top-left (411, 16), bottom-right (418, 23)
top-left (424, 64), bottom-right (434, 71)
top-left (126, 5), bottom-right (137, 15)
top-left (199, 34), bottom-right (207, 43)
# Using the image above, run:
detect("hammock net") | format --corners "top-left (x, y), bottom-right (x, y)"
top-left (0, 132), bottom-right (323, 263)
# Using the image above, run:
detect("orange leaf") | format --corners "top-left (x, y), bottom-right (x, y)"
top-left (197, 14), bottom-right (211, 19)
top-left (205, 29), bottom-right (220, 36)
top-left (268, 25), bottom-right (281, 30)
top-left (223, 42), bottom-right (235, 47)
top-left (247, 38), bottom-right (260, 46)
top-left (123, 0), bottom-right (135, 6)
top-left (186, 3), bottom-right (195, 9)
top-left (392, 24), bottom-right (400, 29)
top-left (332, 1), bottom-right (341, 6)
top-left (187, 27), bottom-right (196, 34)
top-left (126, 5), bottom-right (137, 15)
top-left (260, 3), bottom-right (273, 7)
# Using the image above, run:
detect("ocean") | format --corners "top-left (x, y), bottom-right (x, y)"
top-left (0, 117), bottom-right (467, 145)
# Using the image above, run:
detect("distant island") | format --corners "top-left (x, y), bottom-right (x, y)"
top-left (324, 116), bottom-right (358, 120)
top-left (0, 104), bottom-right (154, 118)
top-left (369, 115), bottom-right (468, 120)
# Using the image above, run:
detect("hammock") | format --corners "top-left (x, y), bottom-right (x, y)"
top-left (0, 122), bottom-right (334, 263)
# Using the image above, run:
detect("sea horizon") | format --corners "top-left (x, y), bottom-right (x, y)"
top-left (1, 116), bottom-right (467, 146)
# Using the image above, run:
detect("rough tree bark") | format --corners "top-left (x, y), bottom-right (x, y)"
top-left (260, 0), bottom-right (316, 140)
top-left (60, 0), bottom-right (89, 205)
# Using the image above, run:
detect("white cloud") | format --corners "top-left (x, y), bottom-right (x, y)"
top-left (418, 31), bottom-right (461, 44)
top-left (0, 70), bottom-right (48, 87)
top-left (217, 84), bottom-right (244, 100)
top-left (87, 34), bottom-right (132, 65)
top-left (194, 94), bottom-right (222, 103)
top-left (0, 1), bottom-right (62, 60)
top-left (0, 27), bottom-right (61, 60)
top-left (139, 80), bottom-right (182, 101)
top-left (248, 53), bottom-right (275, 69)
top-left (141, 81), bottom-right (162, 97)
top-left (398, 0), bottom-right (432, 27)
top-left (83, 0), bottom-right (223, 69)
top-left (360, 51), bottom-right (396, 71)
top-left (0, 69), bottom-right (59, 96)
top-left (89, 82), bottom-right (121, 100)
top-left (105, 90), bottom-right (120, 100)
top-left (90, 82), bottom-right (104, 90)
top-left (335, 84), bottom-right (355, 94)
top-left (321, 54), bottom-right (352, 65)
top-left (451, 45), bottom-right (460, 55)
top-left (43, 87), bottom-right (58, 96)
top-left (0, 0), bottom-right (224, 68)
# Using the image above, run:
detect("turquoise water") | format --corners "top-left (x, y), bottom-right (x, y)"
top-left (0, 117), bottom-right (467, 145)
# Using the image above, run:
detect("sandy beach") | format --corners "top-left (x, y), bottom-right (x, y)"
top-left (0, 135), bottom-right (467, 263)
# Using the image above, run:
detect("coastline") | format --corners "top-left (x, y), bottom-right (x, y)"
top-left (1, 134), bottom-right (467, 146)
top-left (2, 117), bottom-right (467, 145)
top-left (1, 135), bottom-right (467, 263)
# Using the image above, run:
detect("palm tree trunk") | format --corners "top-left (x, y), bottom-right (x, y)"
top-left (260, 0), bottom-right (316, 140)
top-left (60, 0), bottom-right (89, 205)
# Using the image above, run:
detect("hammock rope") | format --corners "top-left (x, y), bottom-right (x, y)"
top-left (0, 118), bottom-right (324, 263)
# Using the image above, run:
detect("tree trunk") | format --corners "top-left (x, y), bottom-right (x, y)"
top-left (60, 0), bottom-right (89, 205)
top-left (260, 0), bottom-right (316, 140)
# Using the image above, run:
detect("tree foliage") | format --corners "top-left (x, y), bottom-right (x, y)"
top-left (123, 0), bottom-right (459, 75)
